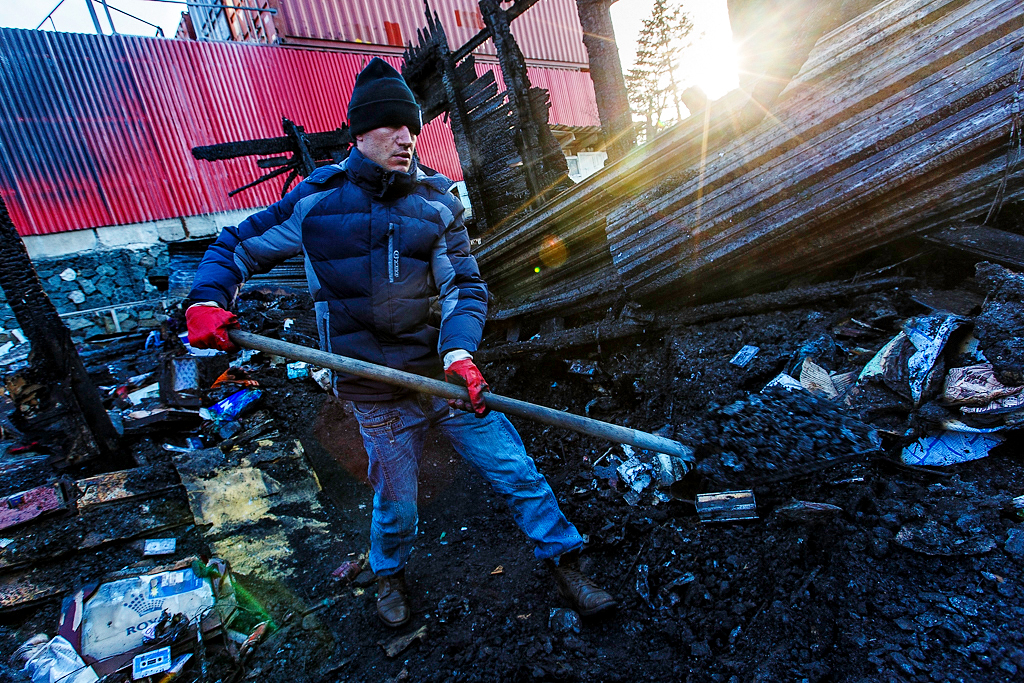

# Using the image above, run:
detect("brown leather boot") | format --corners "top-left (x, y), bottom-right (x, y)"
top-left (376, 570), bottom-right (411, 627)
top-left (546, 551), bottom-right (617, 617)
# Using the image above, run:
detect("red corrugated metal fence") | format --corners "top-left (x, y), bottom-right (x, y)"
top-left (277, 0), bottom-right (588, 65)
top-left (0, 28), bottom-right (597, 237)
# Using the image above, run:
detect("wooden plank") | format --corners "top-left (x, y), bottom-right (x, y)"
top-left (0, 571), bottom-right (63, 611)
top-left (75, 464), bottom-right (179, 509)
top-left (477, 276), bottom-right (913, 361)
top-left (0, 496), bottom-right (193, 571)
top-left (921, 224), bottom-right (1024, 270)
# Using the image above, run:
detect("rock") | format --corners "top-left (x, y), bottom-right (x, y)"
top-left (948, 596), bottom-right (979, 617)
top-left (95, 278), bottom-right (115, 297)
top-left (548, 608), bottom-right (581, 634)
top-left (1005, 529), bottom-right (1024, 558)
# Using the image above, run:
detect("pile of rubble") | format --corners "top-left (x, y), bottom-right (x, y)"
top-left (1, 255), bottom-right (1023, 681)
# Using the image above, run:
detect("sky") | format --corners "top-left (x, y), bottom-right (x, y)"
top-left (0, 0), bottom-right (738, 97)
top-left (1, 1), bottom-right (185, 37)
top-left (611, 0), bottom-right (738, 100)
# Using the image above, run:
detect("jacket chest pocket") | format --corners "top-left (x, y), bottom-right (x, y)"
top-left (387, 223), bottom-right (400, 283)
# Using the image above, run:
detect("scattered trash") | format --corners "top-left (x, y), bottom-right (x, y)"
top-left (774, 501), bottom-right (844, 522)
top-left (59, 561), bottom-right (216, 675)
top-left (763, 373), bottom-right (806, 393)
top-left (331, 561), bottom-right (361, 582)
top-left (286, 362), bottom-right (309, 379)
top-left (238, 621), bottom-right (268, 658)
top-left (903, 314), bottom-right (969, 404)
top-left (548, 607), bottom-right (581, 634)
top-left (799, 358), bottom-right (839, 399)
top-left (383, 625), bottom-right (428, 658)
top-left (211, 368), bottom-right (260, 390)
top-left (729, 345), bottom-right (759, 368)
top-left (12, 634), bottom-right (98, 683)
top-left (162, 357), bottom-right (201, 408)
top-left (490, 566), bottom-right (504, 575)
top-left (310, 367), bottom-right (332, 391)
top-left (127, 383), bottom-right (161, 406)
top-left (0, 483), bottom-right (66, 532)
top-left (601, 444), bottom-right (689, 503)
top-left (162, 653), bottom-right (193, 680)
top-left (204, 389), bottom-right (262, 423)
top-left (696, 490), bottom-right (758, 523)
top-left (132, 645), bottom-right (172, 679)
top-left (942, 364), bottom-right (1023, 406)
top-left (902, 431), bottom-right (1004, 466)
top-left (144, 539), bottom-right (177, 556)
top-left (566, 360), bottom-right (600, 379)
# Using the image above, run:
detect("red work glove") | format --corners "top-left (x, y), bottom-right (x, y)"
top-left (186, 305), bottom-right (239, 351)
top-left (445, 358), bottom-right (490, 417)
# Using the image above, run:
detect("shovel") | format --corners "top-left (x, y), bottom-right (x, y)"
top-left (228, 330), bottom-right (695, 464)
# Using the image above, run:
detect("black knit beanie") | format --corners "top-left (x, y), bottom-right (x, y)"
top-left (348, 58), bottom-right (422, 136)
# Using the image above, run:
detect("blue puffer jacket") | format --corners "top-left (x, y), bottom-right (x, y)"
top-left (188, 148), bottom-right (488, 401)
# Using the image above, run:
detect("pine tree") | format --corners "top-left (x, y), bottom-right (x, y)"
top-left (625, 0), bottom-right (694, 142)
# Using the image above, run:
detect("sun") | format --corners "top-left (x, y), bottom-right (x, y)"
top-left (611, 0), bottom-right (739, 110)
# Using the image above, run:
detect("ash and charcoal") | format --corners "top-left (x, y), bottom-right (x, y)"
top-left (3, 257), bottom-right (1024, 682)
top-left (695, 387), bottom-right (881, 485)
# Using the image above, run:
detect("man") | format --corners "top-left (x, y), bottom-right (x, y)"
top-left (185, 58), bottom-right (615, 627)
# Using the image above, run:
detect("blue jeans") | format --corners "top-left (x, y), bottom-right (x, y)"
top-left (352, 394), bottom-right (584, 576)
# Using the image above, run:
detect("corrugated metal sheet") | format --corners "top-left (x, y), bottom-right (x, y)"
top-left (277, 0), bottom-right (588, 65)
top-left (0, 28), bottom-right (596, 237)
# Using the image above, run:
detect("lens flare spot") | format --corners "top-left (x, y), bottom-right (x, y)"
top-left (538, 235), bottom-right (568, 268)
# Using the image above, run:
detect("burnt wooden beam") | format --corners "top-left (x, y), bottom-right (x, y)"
top-left (477, 276), bottom-right (913, 361)
top-left (921, 223), bottom-right (1024, 271)
top-left (451, 0), bottom-right (543, 63)
top-left (192, 118), bottom-right (351, 197)
top-left (0, 197), bottom-right (120, 465)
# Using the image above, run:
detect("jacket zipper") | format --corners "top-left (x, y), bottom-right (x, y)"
top-left (387, 223), bottom-right (399, 283)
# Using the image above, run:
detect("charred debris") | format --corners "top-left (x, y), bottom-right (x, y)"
top-left (3, 0), bottom-right (1024, 681)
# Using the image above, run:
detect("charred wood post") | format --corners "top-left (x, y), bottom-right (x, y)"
top-left (404, 10), bottom-right (489, 230)
top-left (479, 0), bottom-right (572, 204)
top-left (404, 0), bottom-right (568, 230)
top-left (0, 197), bottom-right (120, 465)
top-left (575, 0), bottom-right (634, 162)
top-left (192, 117), bottom-right (351, 197)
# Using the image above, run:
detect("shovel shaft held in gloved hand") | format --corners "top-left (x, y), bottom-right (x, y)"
top-left (228, 330), bottom-right (695, 463)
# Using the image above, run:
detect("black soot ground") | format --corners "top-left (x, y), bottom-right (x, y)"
top-left (3, 253), bottom-right (1024, 683)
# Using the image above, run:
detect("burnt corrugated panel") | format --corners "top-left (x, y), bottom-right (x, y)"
top-left (0, 29), bottom-right (468, 236)
top-left (478, 0), bottom-right (1024, 317)
top-left (277, 0), bottom-right (587, 64)
top-left (605, 0), bottom-right (1024, 303)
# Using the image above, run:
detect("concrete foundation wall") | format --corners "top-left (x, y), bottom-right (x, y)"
top-left (2, 208), bottom-right (260, 343)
